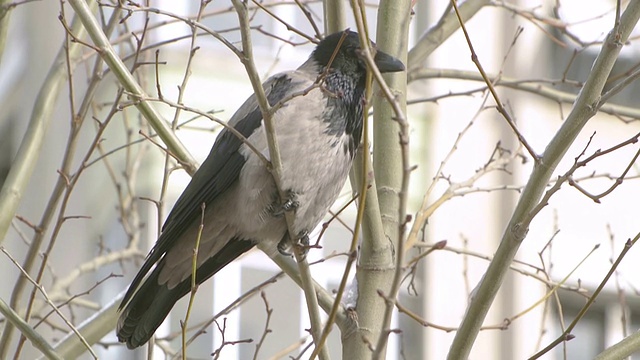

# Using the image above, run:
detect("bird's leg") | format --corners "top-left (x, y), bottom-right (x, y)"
top-left (296, 231), bottom-right (310, 256)
top-left (269, 190), bottom-right (300, 217)
top-left (277, 230), bottom-right (310, 257)
top-left (273, 190), bottom-right (308, 256)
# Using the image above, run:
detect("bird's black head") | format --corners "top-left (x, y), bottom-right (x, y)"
top-left (307, 31), bottom-right (405, 158)
top-left (311, 30), bottom-right (405, 76)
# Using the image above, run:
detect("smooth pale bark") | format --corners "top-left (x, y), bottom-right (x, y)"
top-left (407, 0), bottom-right (490, 70)
top-left (342, 0), bottom-right (411, 359)
top-left (324, 0), bottom-right (346, 34)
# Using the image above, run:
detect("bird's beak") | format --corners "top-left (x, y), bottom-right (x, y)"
top-left (374, 50), bottom-right (405, 73)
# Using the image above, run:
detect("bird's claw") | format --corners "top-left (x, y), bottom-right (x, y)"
top-left (277, 231), bottom-right (310, 258)
top-left (282, 197), bottom-right (299, 212)
top-left (270, 190), bottom-right (300, 217)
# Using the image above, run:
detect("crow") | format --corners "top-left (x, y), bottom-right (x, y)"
top-left (117, 29), bottom-right (405, 349)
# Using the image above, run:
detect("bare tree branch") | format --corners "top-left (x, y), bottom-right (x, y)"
top-left (68, 0), bottom-right (199, 175)
top-left (447, 3), bottom-right (640, 358)
top-left (0, 297), bottom-right (64, 360)
top-left (409, 68), bottom-right (640, 121)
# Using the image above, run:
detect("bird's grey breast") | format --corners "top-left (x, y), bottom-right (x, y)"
top-left (234, 70), bottom-right (358, 242)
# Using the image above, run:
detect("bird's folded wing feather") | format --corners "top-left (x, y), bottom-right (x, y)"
top-left (120, 73), bottom-right (296, 308)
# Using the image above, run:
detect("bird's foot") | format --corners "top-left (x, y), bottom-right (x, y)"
top-left (282, 190), bottom-right (300, 212)
top-left (277, 231), bottom-right (310, 258)
top-left (270, 190), bottom-right (300, 217)
top-left (296, 231), bottom-right (310, 257)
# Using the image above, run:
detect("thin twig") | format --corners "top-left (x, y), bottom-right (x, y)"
top-left (252, 292), bottom-right (273, 360)
top-left (450, 0), bottom-right (538, 162)
top-left (1, 247), bottom-right (97, 359)
top-left (249, 0), bottom-right (315, 42)
top-left (180, 203), bottom-right (206, 358)
top-left (230, 1), bottom-right (328, 358)
top-left (68, 0), bottom-right (199, 174)
top-left (529, 232), bottom-right (639, 359)
top-left (447, 2), bottom-right (640, 358)
top-left (409, 68), bottom-right (640, 122)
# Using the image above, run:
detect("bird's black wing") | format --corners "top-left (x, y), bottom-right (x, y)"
top-left (120, 74), bottom-right (293, 308)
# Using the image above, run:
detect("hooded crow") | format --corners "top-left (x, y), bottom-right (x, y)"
top-left (116, 30), bottom-right (405, 349)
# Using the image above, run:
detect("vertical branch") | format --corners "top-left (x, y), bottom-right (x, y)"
top-left (370, 0), bottom-right (411, 357)
top-left (341, 3), bottom-right (392, 358)
top-left (323, 0), bottom-right (346, 34)
top-left (230, 1), bottom-right (329, 359)
top-left (341, 0), bottom-right (410, 359)
top-left (447, 2), bottom-right (640, 359)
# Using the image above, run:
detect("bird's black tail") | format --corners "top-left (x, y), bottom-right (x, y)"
top-left (117, 239), bottom-right (256, 349)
